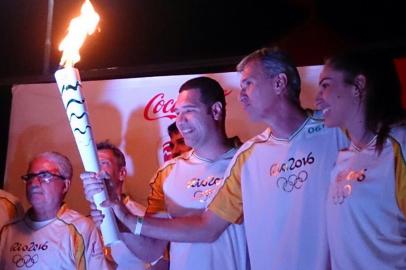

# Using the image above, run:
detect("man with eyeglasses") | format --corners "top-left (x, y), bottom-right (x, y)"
top-left (0, 151), bottom-right (111, 269)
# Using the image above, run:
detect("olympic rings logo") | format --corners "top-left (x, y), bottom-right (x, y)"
top-left (193, 188), bottom-right (216, 203)
top-left (332, 184), bottom-right (352, 204)
top-left (276, 170), bottom-right (308, 192)
top-left (12, 254), bottom-right (39, 268)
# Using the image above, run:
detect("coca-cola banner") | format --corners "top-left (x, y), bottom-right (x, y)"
top-left (5, 67), bottom-right (322, 213)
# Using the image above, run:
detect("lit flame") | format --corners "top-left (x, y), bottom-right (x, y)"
top-left (58, 0), bottom-right (100, 68)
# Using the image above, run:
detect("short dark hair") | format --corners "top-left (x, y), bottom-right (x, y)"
top-left (96, 140), bottom-right (126, 168)
top-left (179, 76), bottom-right (226, 113)
top-left (325, 49), bottom-right (406, 152)
top-left (237, 47), bottom-right (301, 104)
top-left (167, 122), bottom-right (179, 137)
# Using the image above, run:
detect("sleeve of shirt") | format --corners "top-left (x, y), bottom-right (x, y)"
top-left (0, 192), bottom-right (24, 228)
top-left (85, 220), bottom-right (114, 270)
top-left (147, 165), bottom-right (174, 215)
top-left (392, 136), bottom-right (406, 218)
top-left (0, 225), bottom-right (8, 267)
top-left (209, 151), bottom-right (246, 224)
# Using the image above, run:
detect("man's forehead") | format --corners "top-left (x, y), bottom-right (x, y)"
top-left (176, 89), bottom-right (203, 107)
top-left (97, 149), bottom-right (116, 161)
top-left (29, 158), bottom-right (58, 171)
top-left (241, 61), bottom-right (263, 78)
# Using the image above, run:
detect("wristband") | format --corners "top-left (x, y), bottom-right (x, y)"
top-left (133, 216), bottom-right (144, 236)
top-left (150, 255), bottom-right (164, 266)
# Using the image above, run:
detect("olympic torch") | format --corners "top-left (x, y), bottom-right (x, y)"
top-left (54, 0), bottom-right (119, 245)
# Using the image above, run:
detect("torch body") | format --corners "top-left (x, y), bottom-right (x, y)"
top-left (55, 67), bottom-right (119, 246)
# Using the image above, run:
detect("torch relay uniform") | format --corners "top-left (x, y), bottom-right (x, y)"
top-left (0, 203), bottom-right (110, 270)
top-left (209, 115), bottom-right (348, 270)
top-left (106, 195), bottom-right (150, 270)
top-left (148, 148), bottom-right (249, 270)
top-left (326, 133), bottom-right (406, 270)
top-left (0, 189), bottom-right (24, 229)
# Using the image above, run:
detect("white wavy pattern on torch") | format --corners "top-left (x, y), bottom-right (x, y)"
top-left (62, 82), bottom-right (93, 146)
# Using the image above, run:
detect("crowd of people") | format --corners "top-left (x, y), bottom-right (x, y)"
top-left (1, 46), bottom-right (405, 270)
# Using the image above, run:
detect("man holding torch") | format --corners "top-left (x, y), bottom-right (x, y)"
top-left (81, 77), bottom-right (250, 270)
top-left (82, 48), bottom-right (349, 270)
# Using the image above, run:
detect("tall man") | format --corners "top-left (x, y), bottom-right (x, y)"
top-left (0, 151), bottom-right (110, 269)
top-left (82, 77), bottom-right (249, 270)
top-left (98, 48), bottom-right (347, 269)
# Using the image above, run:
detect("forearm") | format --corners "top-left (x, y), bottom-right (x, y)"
top-left (141, 211), bottom-right (230, 243)
top-left (120, 232), bottom-right (168, 263)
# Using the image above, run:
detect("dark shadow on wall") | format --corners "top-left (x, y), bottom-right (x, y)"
top-left (90, 102), bottom-right (124, 146)
top-left (0, 85), bottom-right (12, 188)
top-left (125, 107), bottom-right (161, 206)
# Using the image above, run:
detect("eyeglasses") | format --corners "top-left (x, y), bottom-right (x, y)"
top-left (21, 171), bottom-right (66, 184)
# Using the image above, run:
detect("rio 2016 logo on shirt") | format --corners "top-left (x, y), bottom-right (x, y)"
top-left (277, 170), bottom-right (308, 192)
top-left (332, 168), bottom-right (367, 204)
top-left (270, 152), bottom-right (315, 177)
top-left (187, 176), bottom-right (223, 203)
top-left (12, 254), bottom-right (39, 268)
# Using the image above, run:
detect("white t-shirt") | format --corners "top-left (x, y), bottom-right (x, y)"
top-left (0, 189), bottom-right (24, 229)
top-left (326, 135), bottom-right (406, 270)
top-left (210, 116), bottom-right (347, 270)
top-left (148, 148), bottom-right (249, 270)
top-left (0, 204), bottom-right (110, 270)
top-left (107, 195), bottom-right (148, 270)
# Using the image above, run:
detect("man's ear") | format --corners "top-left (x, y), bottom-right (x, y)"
top-left (211, 101), bottom-right (224, 121)
top-left (119, 167), bottom-right (127, 183)
top-left (62, 179), bottom-right (71, 194)
top-left (274, 73), bottom-right (288, 95)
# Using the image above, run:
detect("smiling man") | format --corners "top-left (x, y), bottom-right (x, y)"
top-left (0, 151), bottom-right (110, 270)
top-left (82, 77), bottom-right (249, 270)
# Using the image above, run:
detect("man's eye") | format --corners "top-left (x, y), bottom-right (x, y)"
top-left (40, 172), bottom-right (51, 178)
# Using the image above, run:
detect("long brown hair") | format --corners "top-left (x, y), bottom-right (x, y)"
top-left (325, 49), bottom-right (406, 152)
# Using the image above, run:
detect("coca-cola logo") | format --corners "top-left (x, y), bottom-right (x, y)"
top-left (144, 89), bottom-right (233, 121)
top-left (162, 140), bottom-right (173, 162)
top-left (144, 93), bottom-right (176, 121)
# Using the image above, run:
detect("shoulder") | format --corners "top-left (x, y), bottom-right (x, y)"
top-left (389, 124), bottom-right (406, 158)
top-left (151, 150), bottom-right (194, 178)
top-left (57, 205), bottom-right (96, 232)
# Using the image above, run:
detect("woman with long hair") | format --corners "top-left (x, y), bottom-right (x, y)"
top-left (317, 50), bottom-right (406, 269)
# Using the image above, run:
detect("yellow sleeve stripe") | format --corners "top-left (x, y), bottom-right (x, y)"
top-left (391, 138), bottom-right (406, 218)
top-left (210, 140), bottom-right (264, 224)
top-left (57, 205), bottom-right (86, 270)
top-left (146, 163), bottom-right (175, 214)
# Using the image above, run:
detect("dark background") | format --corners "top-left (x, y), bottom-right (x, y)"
top-left (1, 0), bottom-right (406, 185)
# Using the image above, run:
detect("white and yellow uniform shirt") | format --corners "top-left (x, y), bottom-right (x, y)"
top-left (106, 195), bottom-right (148, 270)
top-left (326, 135), bottom-right (406, 270)
top-left (148, 148), bottom-right (249, 270)
top-left (0, 203), bottom-right (110, 270)
top-left (209, 116), bottom-right (347, 270)
top-left (0, 189), bottom-right (24, 229)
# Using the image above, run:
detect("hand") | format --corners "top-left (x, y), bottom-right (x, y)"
top-left (91, 200), bottom-right (134, 233)
top-left (80, 171), bottom-right (109, 203)
top-left (89, 202), bottom-right (105, 227)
